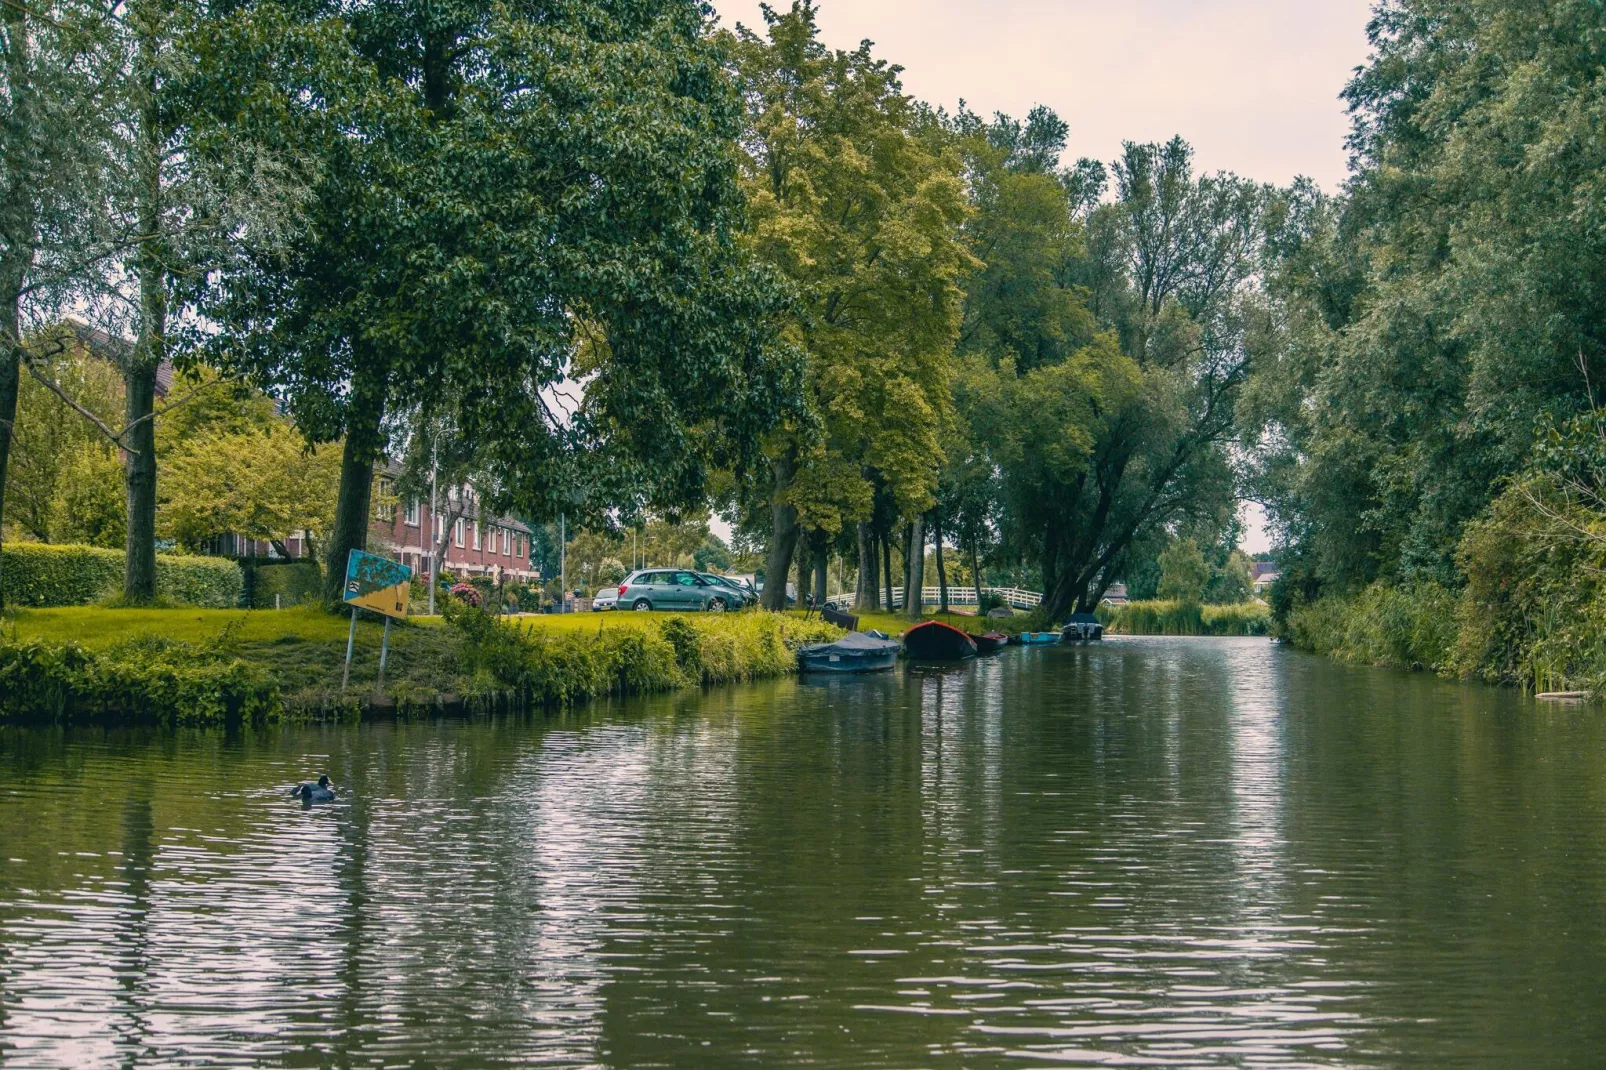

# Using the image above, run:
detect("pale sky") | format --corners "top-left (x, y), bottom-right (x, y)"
top-left (710, 0), bottom-right (1378, 556)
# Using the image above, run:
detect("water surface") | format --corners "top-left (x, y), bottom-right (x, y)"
top-left (3, 638), bottom-right (1604, 1067)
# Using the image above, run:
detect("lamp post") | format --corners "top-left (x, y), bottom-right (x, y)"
top-left (426, 435), bottom-right (439, 616)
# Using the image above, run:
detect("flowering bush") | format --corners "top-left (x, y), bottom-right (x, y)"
top-left (449, 583), bottom-right (482, 608)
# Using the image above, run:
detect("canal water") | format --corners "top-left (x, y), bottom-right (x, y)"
top-left (2, 637), bottom-right (1604, 1068)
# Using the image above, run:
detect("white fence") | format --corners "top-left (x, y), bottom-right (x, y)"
top-left (825, 586), bottom-right (1042, 612)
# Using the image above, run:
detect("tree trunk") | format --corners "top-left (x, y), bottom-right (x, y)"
top-left (857, 522), bottom-right (879, 611)
top-left (882, 525), bottom-right (894, 610)
top-left (795, 537), bottom-right (812, 609)
top-left (906, 517), bottom-right (925, 621)
top-left (814, 546), bottom-right (828, 607)
top-left (321, 382), bottom-right (387, 605)
top-left (761, 450), bottom-right (799, 611)
top-left (934, 516), bottom-right (948, 613)
top-left (0, 0), bottom-right (32, 612)
top-left (123, 1), bottom-right (168, 604)
top-left (969, 539), bottom-right (984, 613)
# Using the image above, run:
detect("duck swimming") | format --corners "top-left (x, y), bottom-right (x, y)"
top-left (292, 775), bottom-right (337, 804)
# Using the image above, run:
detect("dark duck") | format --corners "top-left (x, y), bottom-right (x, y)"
top-left (292, 775), bottom-right (337, 804)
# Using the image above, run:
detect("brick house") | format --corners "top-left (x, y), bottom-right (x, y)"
top-left (373, 472), bottom-right (536, 583)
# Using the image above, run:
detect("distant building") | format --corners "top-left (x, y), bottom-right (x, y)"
top-left (373, 473), bottom-right (536, 583)
top-left (1251, 561), bottom-right (1281, 595)
top-left (1101, 582), bottom-right (1129, 605)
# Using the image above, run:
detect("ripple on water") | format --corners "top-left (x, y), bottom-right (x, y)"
top-left (2, 639), bottom-right (1606, 1067)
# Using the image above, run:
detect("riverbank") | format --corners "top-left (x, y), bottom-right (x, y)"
top-left (0, 606), bottom-right (842, 726)
top-left (1098, 600), bottom-right (1270, 636)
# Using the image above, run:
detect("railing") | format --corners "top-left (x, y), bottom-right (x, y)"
top-left (824, 586), bottom-right (1042, 612)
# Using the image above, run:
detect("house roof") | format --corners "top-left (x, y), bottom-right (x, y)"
top-left (60, 318), bottom-right (174, 397)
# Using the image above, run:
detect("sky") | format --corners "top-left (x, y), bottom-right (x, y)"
top-left (709, 0), bottom-right (1381, 556)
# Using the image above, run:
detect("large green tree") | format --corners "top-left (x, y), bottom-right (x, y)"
top-left (205, 0), bottom-right (796, 606)
top-left (1248, 0), bottom-right (1606, 594)
top-left (728, 2), bottom-right (970, 610)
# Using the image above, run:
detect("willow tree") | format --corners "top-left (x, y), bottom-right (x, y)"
top-left (727, 1), bottom-right (970, 610)
top-left (202, 0), bottom-right (797, 605)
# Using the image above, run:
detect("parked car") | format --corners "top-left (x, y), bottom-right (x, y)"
top-left (590, 588), bottom-right (619, 612)
top-left (618, 569), bottom-right (739, 612)
top-left (696, 572), bottom-right (756, 607)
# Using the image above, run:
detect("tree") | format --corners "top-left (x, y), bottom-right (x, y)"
top-left (0, 0), bottom-right (121, 605)
top-left (1249, 0), bottom-right (1606, 599)
top-left (1157, 538), bottom-right (1209, 606)
top-left (206, 0), bottom-right (797, 606)
top-left (159, 420), bottom-right (342, 556)
top-left (1008, 138), bottom-right (1267, 617)
top-left (728, 2), bottom-right (970, 609)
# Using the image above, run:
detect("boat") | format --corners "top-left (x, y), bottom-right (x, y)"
top-left (973, 632), bottom-right (1009, 655)
top-left (798, 630), bottom-right (901, 674)
top-left (902, 620), bottom-right (978, 661)
top-left (1062, 613), bottom-right (1104, 642)
top-left (1016, 631), bottom-right (1061, 645)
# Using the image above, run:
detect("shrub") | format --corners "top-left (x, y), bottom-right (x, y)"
top-left (0, 635), bottom-right (278, 725)
top-left (1, 543), bottom-right (243, 607)
top-left (449, 582), bottom-right (481, 608)
top-left (245, 561), bottom-right (323, 609)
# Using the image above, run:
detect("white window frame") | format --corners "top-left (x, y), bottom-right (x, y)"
top-left (454, 518), bottom-right (465, 547)
top-left (404, 501), bottom-right (419, 527)
top-left (502, 529), bottom-right (511, 555)
top-left (472, 522), bottom-right (481, 550)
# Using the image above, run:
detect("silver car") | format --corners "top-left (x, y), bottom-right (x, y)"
top-left (590, 588), bottom-right (619, 612)
top-left (618, 569), bottom-right (737, 612)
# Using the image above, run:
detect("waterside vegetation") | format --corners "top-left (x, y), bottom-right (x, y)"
top-left (0, 608), bottom-right (841, 726)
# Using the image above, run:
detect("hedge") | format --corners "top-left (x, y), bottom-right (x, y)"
top-left (0, 542), bottom-right (244, 607)
top-left (244, 560), bottom-right (323, 609)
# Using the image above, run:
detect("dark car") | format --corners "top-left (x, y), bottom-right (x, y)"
top-left (618, 569), bottom-right (738, 612)
top-left (696, 572), bottom-right (756, 607)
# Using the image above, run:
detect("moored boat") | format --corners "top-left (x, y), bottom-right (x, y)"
top-left (1016, 631), bottom-right (1061, 645)
top-left (1062, 613), bottom-right (1104, 642)
top-left (903, 620), bottom-right (978, 661)
top-left (798, 630), bottom-right (901, 674)
top-left (973, 632), bottom-right (1009, 655)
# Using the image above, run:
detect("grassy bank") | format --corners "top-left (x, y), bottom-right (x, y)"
top-left (0, 607), bottom-right (841, 726)
top-left (1097, 600), bottom-right (1270, 636)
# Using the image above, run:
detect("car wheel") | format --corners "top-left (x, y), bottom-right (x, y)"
top-left (633, 599), bottom-right (652, 612)
top-left (708, 597), bottom-right (727, 613)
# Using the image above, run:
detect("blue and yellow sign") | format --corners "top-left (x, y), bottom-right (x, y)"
top-left (344, 550), bottom-right (412, 619)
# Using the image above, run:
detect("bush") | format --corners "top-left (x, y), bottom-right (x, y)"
top-left (0, 634), bottom-right (278, 725)
top-left (449, 582), bottom-right (481, 608)
top-left (244, 560), bottom-right (323, 609)
top-left (1, 543), bottom-right (243, 607)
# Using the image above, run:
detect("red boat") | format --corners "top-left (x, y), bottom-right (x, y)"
top-left (973, 632), bottom-right (1009, 655)
top-left (903, 620), bottom-right (979, 661)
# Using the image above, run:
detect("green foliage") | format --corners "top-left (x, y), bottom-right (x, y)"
top-left (50, 444), bottom-right (125, 548)
top-left (0, 635), bottom-right (278, 725)
top-left (1285, 583), bottom-right (1460, 675)
top-left (1157, 538), bottom-right (1210, 606)
top-left (244, 561), bottom-right (322, 609)
top-left (1097, 600), bottom-right (1269, 637)
top-left (0, 543), bottom-right (242, 607)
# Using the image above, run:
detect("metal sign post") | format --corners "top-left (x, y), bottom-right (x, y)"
top-left (340, 549), bottom-right (414, 695)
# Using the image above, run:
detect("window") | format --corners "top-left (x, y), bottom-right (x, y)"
top-left (472, 522), bottom-right (481, 551)
top-left (454, 518), bottom-right (465, 547)
top-left (375, 478), bottom-right (396, 523)
top-left (502, 529), bottom-right (511, 555)
top-left (404, 501), bottom-right (419, 526)
top-left (674, 572), bottom-right (699, 587)
top-left (485, 525), bottom-right (496, 554)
